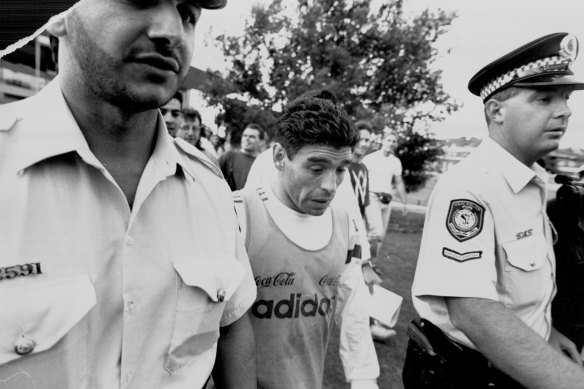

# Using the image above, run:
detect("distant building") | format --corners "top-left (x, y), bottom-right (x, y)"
top-left (0, 33), bottom-right (55, 104)
top-left (434, 137), bottom-right (482, 173)
top-left (541, 149), bottom-right (584, 179)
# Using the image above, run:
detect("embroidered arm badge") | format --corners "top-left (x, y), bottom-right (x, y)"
top-left (442, 247), bottom-right (482, 262)
top-left (446, 199), bottom-right (485, 242)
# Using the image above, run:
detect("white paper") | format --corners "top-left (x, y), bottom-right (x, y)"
top-left (367, 285), bottom-right (403, 327)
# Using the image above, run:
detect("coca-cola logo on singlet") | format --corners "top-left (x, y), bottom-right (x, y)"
top-left (255, 272), bottom-right (296, 288)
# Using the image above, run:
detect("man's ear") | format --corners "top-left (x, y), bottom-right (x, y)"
top-left (272, 143), bottom-right (287, 171)
top-left (46, 14), bottom-right (68, 38)
top-left (485, 99), bottom-right (505, 125)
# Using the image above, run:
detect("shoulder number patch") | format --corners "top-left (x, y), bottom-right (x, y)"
top-left (446, 199), bottom-right (484, 242)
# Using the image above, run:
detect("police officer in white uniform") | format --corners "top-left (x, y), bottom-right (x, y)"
top-left (405, 33), bottom-right (584, 388)
top-left (0, 1), bottom-right (257, 388)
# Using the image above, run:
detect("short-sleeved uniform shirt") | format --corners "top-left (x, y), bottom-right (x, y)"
top-left (0, 79), bottom-right (257, 388)
top-left (412, 137), bottom-right (556, 349)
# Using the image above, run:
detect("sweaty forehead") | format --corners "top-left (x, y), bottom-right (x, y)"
top-left (296, 145), bottom-right (352, 162)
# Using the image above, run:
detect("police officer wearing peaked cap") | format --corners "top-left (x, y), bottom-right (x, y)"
top-left (0, 1), bottom-right (259, 388)
top-left (405, 33), bottom-right (584, 389)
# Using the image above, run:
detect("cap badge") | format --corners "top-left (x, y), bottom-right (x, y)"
top-left (559, 34), bottom-right (578, 62)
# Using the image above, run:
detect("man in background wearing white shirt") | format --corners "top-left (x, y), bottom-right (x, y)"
top-left (363, 131), bottom-right (408, 255)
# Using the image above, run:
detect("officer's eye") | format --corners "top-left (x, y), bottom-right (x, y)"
top-left (177, 4), bottom-right (198, 25)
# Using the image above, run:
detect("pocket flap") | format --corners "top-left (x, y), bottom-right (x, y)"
top-left (172, 257), bottom-right (245, 302)
top-left (0, 276), bottom-right (96, 365)
top-left (503, 233), bottom-right (548, 271)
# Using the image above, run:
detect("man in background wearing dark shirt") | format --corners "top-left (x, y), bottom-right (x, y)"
top-left (218, 123), bottom-right (265, 191)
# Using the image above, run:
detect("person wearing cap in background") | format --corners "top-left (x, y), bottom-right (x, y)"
top-left (0, 1), bottom-right (257, 388)
top-left (404, 32), bottom-right (584, 388)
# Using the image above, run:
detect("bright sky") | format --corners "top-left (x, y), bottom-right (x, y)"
top-left (193, 0), bottom-right (584, 148)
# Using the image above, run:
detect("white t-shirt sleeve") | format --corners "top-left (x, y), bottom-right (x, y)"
top-left (335, 260), bottom-right (380, 383)
top-left (394, 156), bottom-right (403, 176)
top-left (244, 148), bottom-right (276, 189)
top-left (337, 179), bottom-right (371, 261)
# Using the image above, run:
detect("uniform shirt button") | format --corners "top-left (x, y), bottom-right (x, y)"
top-left (128, 301), bottom-right (135, 314)
top-left (14, 335), bottom-right (35, 355)
top-left (124, 371), bottom-right (133, 383)
top-left (217, 288), bottom-right (226, 302)
top-left (126, 236), bottom-right (134, 246)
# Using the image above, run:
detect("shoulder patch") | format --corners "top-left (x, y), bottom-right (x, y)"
top-left (446, 199), bottom-right (484, 242)
top-left (442, 247), bottom-right (482, 262)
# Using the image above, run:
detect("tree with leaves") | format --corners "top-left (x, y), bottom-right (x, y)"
top-left (204, 0), bottom-right (457, 191)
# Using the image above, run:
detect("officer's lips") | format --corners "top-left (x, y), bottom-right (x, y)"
top-left (547, 126), bottom-right (567, 136)
top-left (132, 53), bottom-right (180, 73)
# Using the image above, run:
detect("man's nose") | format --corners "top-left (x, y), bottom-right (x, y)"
top-left (163, 111), bottom-right (173, 123)
top-left (555, 98), bottom-right (572, 119)
top-left (320, 171), bottom-right (339, 194)
top-left (147, 4), bottom-right (185, 49)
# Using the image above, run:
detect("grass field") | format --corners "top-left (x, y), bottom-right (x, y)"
top-left (323, 210), bottom-right (426, 389)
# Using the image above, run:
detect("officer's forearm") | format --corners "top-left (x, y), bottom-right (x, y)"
top-left (212, 313), bottom-right (256, 389)
top-left (447, 297), bottom-right (584, 389)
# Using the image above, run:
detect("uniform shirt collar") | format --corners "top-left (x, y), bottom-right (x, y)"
top-left (481, 137), bottom-right (548, 193)
top-left (149, 117), bottom-right (207, 181)
top-left (11, 77), bottom-right (94, 172)
top-left (11, 76), bottom-right (194, 180)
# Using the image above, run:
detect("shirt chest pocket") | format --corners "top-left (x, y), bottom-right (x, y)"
top-left (502, 233), bottom-right (551, 306)
top-left (165, 256), bottom-right (245, 374)
top-left (0, 276), bottom-right (96, 387)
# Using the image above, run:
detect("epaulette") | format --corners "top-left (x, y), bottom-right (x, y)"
top-left (173, 137), bottom-right (223, 179)
top-left (0, 110), bottom-right (20, 132)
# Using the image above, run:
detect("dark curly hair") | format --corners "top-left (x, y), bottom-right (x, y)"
top-left (274, 97), bottom-right (358, 159)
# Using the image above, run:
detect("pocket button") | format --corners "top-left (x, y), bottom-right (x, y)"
top-left (217, 288), bottom-right (226, 302)
top-left (14, 335), bottom-right (35, 355)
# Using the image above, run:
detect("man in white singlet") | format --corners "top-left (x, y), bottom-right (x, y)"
top-left (234, 97), bottom-right (380, 389)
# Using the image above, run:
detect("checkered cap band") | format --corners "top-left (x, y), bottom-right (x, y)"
top-left (480, 55), bottom-right (571, 100)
